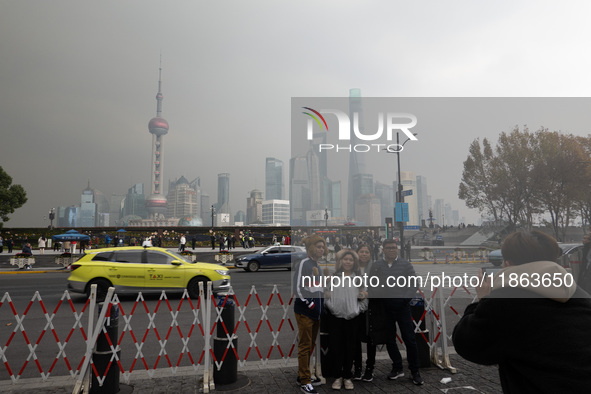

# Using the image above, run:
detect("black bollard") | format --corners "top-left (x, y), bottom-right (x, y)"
top-left (213, 296), bottom-right (238, 385)
top-left (91, 303), bottom-right (120, 394)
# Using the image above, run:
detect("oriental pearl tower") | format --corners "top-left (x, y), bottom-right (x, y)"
top-left (145, 65), bottom-right (169, 219)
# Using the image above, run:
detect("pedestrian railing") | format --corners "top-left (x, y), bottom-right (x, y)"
top-left (0, 280), bottom-right (476, 393)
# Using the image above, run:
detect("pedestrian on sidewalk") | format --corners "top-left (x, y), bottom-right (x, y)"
top-left (367, 238), bottom-right (424, 385)
top-left (354, 243), bottom-right (377, 382)
top-left (452, 230), bottom-right (591, 393)
top-left (325, 249), bottom-right (368, 391)
top-left (294, 234), bottom-right (326, 394)
top-left (21, 242), bottom-right (33, 270)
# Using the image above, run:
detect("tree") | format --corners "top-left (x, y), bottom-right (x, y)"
top-left (532, 131), bottom-right (589, 241)
top-left (574, 136), bottom-right (591, 232)
top-left (0, 166), bottom-right (27, 228)
top-left (459, 128), bottom-right (591, 238)
top-left (458, 138), bottom-right (502, 221)
top-left (493, 127), bottom-right (540, 230)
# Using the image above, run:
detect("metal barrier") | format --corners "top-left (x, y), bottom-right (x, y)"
top-left (0, 280), bottom-right (481, 392)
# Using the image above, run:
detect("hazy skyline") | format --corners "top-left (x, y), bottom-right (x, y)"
top-left (2, 1), bottom-right (591, 227)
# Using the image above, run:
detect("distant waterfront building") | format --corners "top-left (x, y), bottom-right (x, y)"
top-left (416, 175), bottom-right (429, 226)
top-left (262, 200), bottom-right (290, 226)
top-left (289, 156), bottom-right (310, 226)
top-left (166, 176), bottom-right (200, 219)
top-left (110, 194), bottom-right (125, 225)
top-left (322, 179), bottom-right (342, 219)
top-left (265, 158), bottom-right (284, 200)
top-left (201, 193), bottom-right (211, 227)
top-left (246, 189), bottom-right (263, 224)
top-left (122, 183), bottom-right (146, 219)
top-left (355, 194), bottom-right (381, 226)
top-left (396, 171), bottom-right (419, 226)
top-left (79, 185), bottom-right (97, 227)
top-left (433, 199), bottom-right (445, 228)
top-left (217, 173), bottom-right (231, 223)
top-left (347, 88), bottom-right (367, 219)
top-left (350, 173), bottom-right (373, 221)
top-left (375, 181), bottom-right (394, 222)
top-left (57, 206), bottom-right (79, 227)
top-left (145, 64), bottom-right (169, 220)
top-left (234, 210), bottom-right (246, 225)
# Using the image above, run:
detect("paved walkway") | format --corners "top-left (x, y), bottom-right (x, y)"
top-left (1, 353), bottom-right (502, 393)
top-left (1, 247), bottom-right (502, 393)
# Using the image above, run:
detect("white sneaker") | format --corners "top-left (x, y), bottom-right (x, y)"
top-left (332, 377), bottom-right (343, 390)
top-left (344, 378), bottom-right (354, 390)
top-left (300, 383), bottom-right (318, 394)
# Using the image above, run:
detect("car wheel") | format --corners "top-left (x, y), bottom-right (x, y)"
top-left (247, 260), bottom-right (260, 272)
top-left (87, 278), bottom-right (112, 301)
top-left (188, 276), bottom-right (211, 298)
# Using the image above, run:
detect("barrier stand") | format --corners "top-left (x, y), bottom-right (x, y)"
top-left (82, 284), bottom-right (97, 393)
top-left (72, 287), bottom-right (115, 394)
top-left (201, 281), bottom-right (214, 393)
top-left (434, 288), bottom-right (456, 373)
top-left (213, 295), bottom-right (238, 385)
top-left (90, 303), bottom-right (120, 393)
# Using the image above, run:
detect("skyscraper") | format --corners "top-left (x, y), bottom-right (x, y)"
top-left (265, 157), bottom-right (284, 200)
top-left (246, 189), bottom-right (263, 224)
top-left (166, 176), bottom-right (200, 219)
top-left (145, 63), bottom-right (169, 219)
top-left (80, 184), bottom-right (97, 227)
top-left (375, 181), bottom-right (394, 222)
top-left (289, 156), bottom-right (310, 226)
top-left (217, 173), bottom-right (231, 224)
top-left (347, 88), bottom-right (369, 219)
top-left (122, 183), bottom-right (146, 219)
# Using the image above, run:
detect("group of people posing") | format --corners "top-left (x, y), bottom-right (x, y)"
top-left (294, 230), bottom-right (591, 393)
top-left (294, 235), bottom-right (424, 393)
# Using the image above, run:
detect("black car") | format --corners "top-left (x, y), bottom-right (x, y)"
top-left (488, 243), bottom-right (583, 268)
top-left (234, 245), bottom-right (307, 272)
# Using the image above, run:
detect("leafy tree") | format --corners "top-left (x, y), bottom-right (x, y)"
top-left (458, 138), bottom-right (502, 221)
top-left (532, 131), bottom-right (589, 241)
top-left (493, 127), bottom-right (541, 230)
top-left (574, 136), bottom-right (591, 231)
top-left (459, 128), bottom-right (591, 239)
top-left (0, 166), bottom-right (27, 228)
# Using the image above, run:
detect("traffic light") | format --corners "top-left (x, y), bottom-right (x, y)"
top-left (385, 217), bottom-right (393, 239)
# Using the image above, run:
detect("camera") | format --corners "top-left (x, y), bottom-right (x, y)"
top-left (482, 268), bottom-right (501, 276)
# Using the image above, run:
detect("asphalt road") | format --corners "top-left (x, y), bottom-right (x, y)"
top-left (0, 261), bottom-right (493, 381)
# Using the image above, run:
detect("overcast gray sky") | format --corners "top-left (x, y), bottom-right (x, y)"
top-left (2, 1), bottom-right (591, 227)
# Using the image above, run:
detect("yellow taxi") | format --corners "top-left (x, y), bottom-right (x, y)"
top-left (67, 246), bottom-right (230, 298)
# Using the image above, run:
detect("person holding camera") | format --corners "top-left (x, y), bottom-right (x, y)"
top-left (452, 230), bottom-right (591, 393)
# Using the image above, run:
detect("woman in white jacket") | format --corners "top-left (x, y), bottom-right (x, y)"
top-left (325, 249), bottom-right (368, 390)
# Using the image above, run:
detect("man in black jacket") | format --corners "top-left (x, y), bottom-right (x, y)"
top-left (368, 239), bottom-right (423, 385)
top-left (294, 234), bottom-right (326, 394)
top-left (452, 230), bottom-right (591, 393)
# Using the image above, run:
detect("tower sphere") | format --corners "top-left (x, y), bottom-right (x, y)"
top-left (149, 117), bottom-right (169, 136)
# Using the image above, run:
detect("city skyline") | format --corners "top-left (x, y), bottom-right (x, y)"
top-left (3, 2), bottom-right (591, 228)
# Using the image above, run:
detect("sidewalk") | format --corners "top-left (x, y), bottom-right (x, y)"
top-left (1, 353), bottom-right (502, 393)
top-left (0, 246), bottom-right (484, 274)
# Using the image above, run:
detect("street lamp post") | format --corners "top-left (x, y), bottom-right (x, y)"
top-left (48, 208), bottom-right (55, 230)
top-left (395, 132), bottom-right (405, 258)
top-left (210, 205), bottom-right (216, 230)
top-left (391, 132), bottom-right (417, 260)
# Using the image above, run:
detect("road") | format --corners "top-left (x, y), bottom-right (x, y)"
top-left (0, 261), bottom-right (493, 381)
